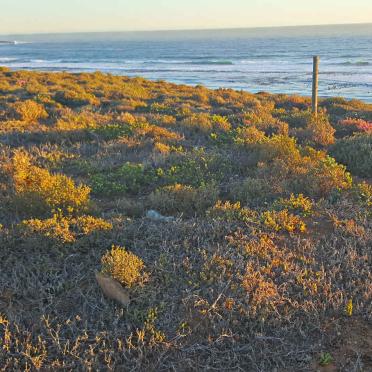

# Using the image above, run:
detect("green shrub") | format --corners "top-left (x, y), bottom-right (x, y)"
top-left (230, 178), bottom-right (273, 206)
top-left (91, 162), bottom-right (159, 196)
top-left (330, 134), bottom-right (372, 177)
top-left (284, 110), bottom-right (335, 146)
top-left (148, 183), bottom-right (219, 216)
top-left (281, 110), bottom-right (312, 129)
top-left (295, 154), bottom-right (352, 197)
top-left (90, 152), bottom-right (230, 197)
top-left (92, 123), bottom-right (133, 140)
top-left (159, 149), bottom-right (231, 187)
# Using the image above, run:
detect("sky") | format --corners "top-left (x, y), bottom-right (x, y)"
top-left (0, 0), bottom-right (372, 35)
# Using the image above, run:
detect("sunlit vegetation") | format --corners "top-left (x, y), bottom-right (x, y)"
top-left (101, 245), bottom-right (145, 287)
top-left (273, 193), bottom-right (313, 216)
top-left (11, 99), bottom-right (49, 122)
top-left (0, 69), bottom-right (371, 371)
top-left (20, 212), bottom-right (112, 243)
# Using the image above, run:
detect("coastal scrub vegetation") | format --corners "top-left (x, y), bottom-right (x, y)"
top-left (0, 68), bottom-right (371, 371)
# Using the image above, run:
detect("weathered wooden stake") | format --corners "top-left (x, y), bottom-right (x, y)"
top-left (312, 56), bottom-right (319, 116)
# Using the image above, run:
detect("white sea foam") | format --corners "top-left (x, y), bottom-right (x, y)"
top-left (0, 57), bottom-right (18, 62)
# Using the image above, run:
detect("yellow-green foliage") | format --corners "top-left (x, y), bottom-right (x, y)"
top-left (35, 147), bottom-right (76, 167)
top-left (234, 126), bottom-right (266, 144)
top-left (352, 181), bottom-right (372, 208)
top-left (305, 111), bottom-right (335, 146)
top-left (136, 123), bottom-right (181, 142)
top-left (118, 112), bottom-right (137, 125)
top-left (55, 89), bottom-right (99, 107)
top-left (0, 120), bottom-right (44, 133)
top-left (12, 150), bottom-right (91, 215)
top-left (261, 209), bottom-right (306, 233)
top-left (182, 113), bottom-right (231, 134)
top-left (257, 135), bottom-right (301, 163)
top-left (154, 142), bottom-right (172, 154)
top-left (303, 154), bottom-right (352, 196)
top-left (345, 299), bottom-right (353, 316)
top-left (207, 200), bottom-right (258, 223)
top-left (273, 194), bottom-right (313, 216)
top-left (255, 137), bottom-right (352, 197)
top-left (22, 213), bottom-right (74, 242)
top-left (74, 215), bottom-right (113, 235)
top-left (55, 110), bottom-right (110, 131)
top-left (11, 99), bottom-right (48, 122)
top-left (101, 245), bottom-right (144, 287)
top-left (20, 212), bottom-right (112, 243)
top-left (243, 104), bottom-right (289, 135)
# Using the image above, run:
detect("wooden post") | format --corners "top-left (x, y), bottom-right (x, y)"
top-left (312, 56), bottom-right (319, 117)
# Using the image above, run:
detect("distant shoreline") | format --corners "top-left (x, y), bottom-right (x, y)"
top-left (1, 67), bottom-right (371, 104)
top-left (1, 22), bottom-right (372, 39)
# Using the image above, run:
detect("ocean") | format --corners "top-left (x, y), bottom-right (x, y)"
top-left (1, 24), bottom-right (372, 102)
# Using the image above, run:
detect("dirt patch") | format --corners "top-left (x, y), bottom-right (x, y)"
top-left (311, 318), bottom-right (372, 371)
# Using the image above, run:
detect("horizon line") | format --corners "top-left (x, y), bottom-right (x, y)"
top-left (1, 21), bottom-right (372, 37)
